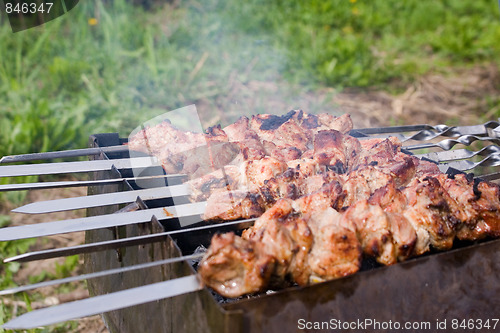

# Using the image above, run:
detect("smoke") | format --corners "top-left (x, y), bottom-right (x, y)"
top-left (115, 1), bottom-right (344, 133)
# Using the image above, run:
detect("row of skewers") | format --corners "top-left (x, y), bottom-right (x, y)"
top-left (128, 110), bottom-right (500, 298)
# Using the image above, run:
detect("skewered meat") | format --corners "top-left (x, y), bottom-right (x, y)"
top-left (199, 153), bottom-right (500, 298)
top-left (188, 157), bottom-right (287, 202)
top-left (128, 110), bottom-right (354, 173)
top-left (344, 200), bottom-right (398, 266)
top-left (198, 232), bottom-right (275, 297)
top-left (401, 176), bottom-right (459, 252)
top-left (203, 190), bottom-right (266, 221)
top-left (307, 208), bottom-right (361, 283)
top-left (190, 128), bottom-right (362, 204)
top-left (201, 135), bottom-right (415, 222)
top-left (202, 166), bottom-right (345, 221)
top-left (128, 110), bottom-right (500, 299)
top-left (435, 173), bottom-right (500, 240)
top-left (199, 195), bottom-right (361, 297)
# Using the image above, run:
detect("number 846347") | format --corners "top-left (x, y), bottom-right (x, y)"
top-left (5, 2), bottom-right (53, 14)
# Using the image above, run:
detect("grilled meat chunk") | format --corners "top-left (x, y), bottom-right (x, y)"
top-left (181, 142), bottom-right (241, 179)
top-left (240, 157), bottom-right (287, 192)
top-left (307, 208), bottom-right (361, 283)
top-left (220, 110), bottom-right (353, 164)
top-left (244, 199), bottom-right (314, 286)
top-left (357, 137), bottom-right (401, 164)
top-left (342, 166), bottom-right (394, 208)
top-left (315, 113), bottom-right (353, 134)
top-left (385, 212), bottom-right (417, 262)
top-left (368, 183), bottom-right (417, 261)
top-left (203, 168), bottom-right (344, 222)
top-left (344, 200), bottom-right (397, 265)
top-left (203, 190), bottom-right (266, 221)
top-left (436, 173), bottom-right (500, 240)
top-left (187, 166), bottom-right (242, 202)
top-left (187, 157), bottom-right (286, 202)
top-left (413, 158), bottom-right (442, 177)
top-left (402, 176), bottom-right (459, 253)
top-left (198, 232), bottom-right (275, 298)
top-left (128, 121), bottom-right (206, 173)
top-left (200, 198), bottom-right (361, 297)
top-left (312, 130), bottom-right (361, 172)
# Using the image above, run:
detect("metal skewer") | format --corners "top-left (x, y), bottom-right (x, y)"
top-left (0, 174), bottom-right (181, 192)
top-left (2, 275), bottom-right (204, 330)
top-left (2, 121), bottom-right (498, 164)
top-left (0, 156), bottom-right (160, 178)
top-left (0, 145), bottom-right (129, 164)
top-left (0, 201), bottom-right (207, 241)
top-left (405, 135), bottom-right (500, 151)
top-left (0, 253), bottom-right (204, 296)
top-left (12, 183), bottom-right (190, 214)
top-left (4, 218), bottom-right (256, 263)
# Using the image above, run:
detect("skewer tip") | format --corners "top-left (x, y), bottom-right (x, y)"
top-left (10, 206), bottom-right (28, 214)
top-left (3, 253), bottom-right (26, 263)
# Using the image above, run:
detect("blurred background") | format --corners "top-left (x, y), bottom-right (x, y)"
top-left (0, 0), bottom-right (499, 331)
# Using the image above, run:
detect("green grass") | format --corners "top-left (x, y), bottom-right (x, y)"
top-left (1, 0), bottom-right (499, 146)
top-left (0, 0), bottom-right (499, 331)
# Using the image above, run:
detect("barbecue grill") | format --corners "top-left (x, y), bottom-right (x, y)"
top-left (1, 117), bottom-right (500, 332)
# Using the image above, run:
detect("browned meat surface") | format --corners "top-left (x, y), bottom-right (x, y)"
top-left (292, 181), bottom-right (345, 213)
top-left (263, 118), bottom-right (311, 151)
top-left (187, 166), bottom-right (242, 202)
top-left (436, 173), bottom-right (500, 240)
top-left (187, 157), bottom-right (285, 202)
top-left (315, 113), bottom-right (353, 134)
top-left (200, 197), bottom-right (361, 297)
top-left (344, 200), bottom-right (397, 265)
top-left (181, 142), bottom-right (241, 179)
top-left (202, 167), bottom-right (344, 222)
top-left (240, 157), bottom-right (287, 192)
top-left (128, 121), bottom-right (206, 173)
top-left (198, 232), bottom-right (275, 298)
top-left (312, 130), bottom-right (361, 172)
top-left (259, 169), bottom-right (303, 203)
top-left (307, 208), bottom-right (361, 283)
top-left (243, 199), bottom-right (314, 286)
top-left (365, 183), bottom-right (417, 261)
top-left (413, 158), bottom-right (442, 177)
top-left (357, 137), bottom-right (401, 166)
top-left (202, 190), bottom-right (266, 221)
top-left (222, 116), bottom-right (252, 142)
top-left (385, 212), bottom-right (417, 262)
top-left (342, 166), bottom-right (394, 208)
top-left (287, 157), bottom-right (322, 176)
top-left (204, 124), bottom-right (229, 143)
top-left (266, 143), bottom-right (303, 162)
top-left (129, 111), bottom-right (500, 298)
top-left (402, 177), bottom-right (459, 253)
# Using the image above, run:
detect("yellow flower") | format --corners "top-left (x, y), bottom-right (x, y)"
top-left (342, 26), bottom-right (354, 34)
top-left (349, 0), bottom-right (357, 3)
top-left (88, 18), bottom-right (98, 26)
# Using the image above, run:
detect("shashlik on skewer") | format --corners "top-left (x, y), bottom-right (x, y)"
top-left (128, 109), bottom-right (500, 299)
top-left (199, 170), bottom-right (500, 298)
top-left (199, 131), bottom-right (428, 221)
top-left (127, 110), bottom-right (354, 173)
